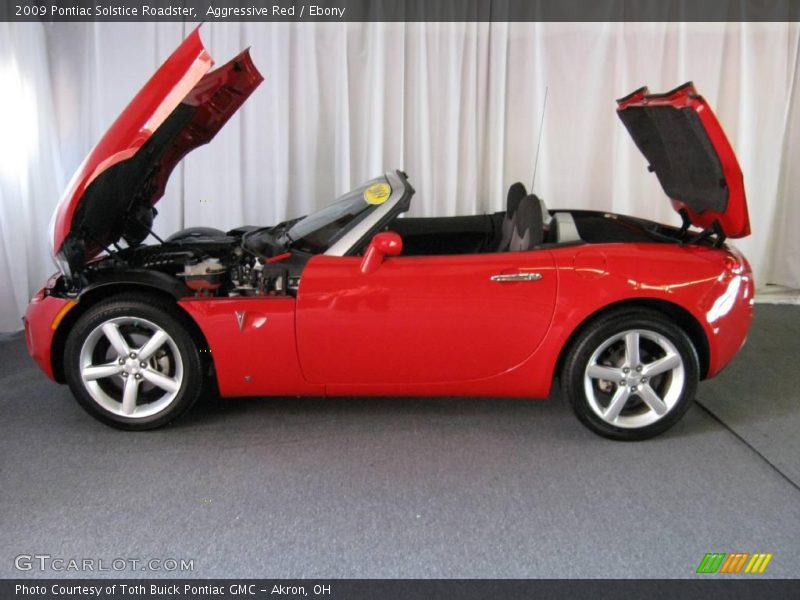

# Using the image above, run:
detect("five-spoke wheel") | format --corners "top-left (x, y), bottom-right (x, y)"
top-left (562, 310), bottom-right (699, 440)
top-left (79, 317), bottom-right (184, 419)
top-left (65, 295), bottom-right (204, 429)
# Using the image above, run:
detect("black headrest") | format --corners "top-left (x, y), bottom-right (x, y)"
top-left (507, 182), bottom-right (527, 218)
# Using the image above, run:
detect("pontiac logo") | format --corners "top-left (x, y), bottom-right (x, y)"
top-left (234, 311), bottom-right (267, 332)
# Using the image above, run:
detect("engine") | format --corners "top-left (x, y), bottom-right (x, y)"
top-left (78, 227), bottom-right (305, 298)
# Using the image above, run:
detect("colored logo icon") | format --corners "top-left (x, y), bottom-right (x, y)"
top-left (696, 552), bottom-right (773, 574)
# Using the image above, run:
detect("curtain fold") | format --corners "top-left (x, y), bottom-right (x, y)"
top-left (769, 29), bottom-right (800, 287)
top-left (1, 21), bottom-right (799, 332)
top-left (0, 22), bottom-right (65, 332)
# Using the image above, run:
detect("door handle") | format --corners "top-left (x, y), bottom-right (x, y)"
top-left (490, 272), bottom-right (543, 282)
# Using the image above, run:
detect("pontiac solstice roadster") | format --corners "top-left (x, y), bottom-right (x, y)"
top-left (24, 30), bottom-right (753, 440)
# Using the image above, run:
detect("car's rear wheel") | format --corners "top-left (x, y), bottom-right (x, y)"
top-left (64, 295), bottom-right (203, 430)
top-left (562, 309), bottom-right (699, 441)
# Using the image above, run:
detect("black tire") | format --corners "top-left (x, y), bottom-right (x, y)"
top-left (561, 309), bottom-right (699, 441)
top-left (64, 294), bottom-right (204, 430)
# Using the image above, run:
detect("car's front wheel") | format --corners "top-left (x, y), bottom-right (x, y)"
top-left (64, 295), bottom-right (204, 430)
top-left (562, 309), bottom-right (700, 441)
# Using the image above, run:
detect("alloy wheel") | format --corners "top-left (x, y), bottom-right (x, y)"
top-left (583, 328), bottom-right (685, 429)
top-left (78, 316), bottom-right (184, 419)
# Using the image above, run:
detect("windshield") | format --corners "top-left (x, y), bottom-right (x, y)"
top-left (282, 176), bottom-right (392, 253)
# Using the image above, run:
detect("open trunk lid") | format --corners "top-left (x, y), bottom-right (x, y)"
top-left (617, 82), bottom-right (750, 239)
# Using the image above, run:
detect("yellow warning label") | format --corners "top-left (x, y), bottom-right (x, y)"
top-left (364, 182), bottom-right (391, 205)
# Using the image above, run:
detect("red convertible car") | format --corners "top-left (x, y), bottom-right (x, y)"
top-left (24, 30), bottom-right (753, 440)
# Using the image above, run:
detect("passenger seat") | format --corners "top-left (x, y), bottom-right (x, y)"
top-left (497, 182), bottom-right (527, 251)
top-left (508, 194), bottom-right (545, 252)
top-left (538, 196), bottom-right (552, 226)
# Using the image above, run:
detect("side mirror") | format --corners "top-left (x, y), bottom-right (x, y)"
top-left (360, 231), bottom-right (403, 274)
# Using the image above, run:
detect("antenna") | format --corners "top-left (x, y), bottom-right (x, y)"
top-left (530, 86), bottom-right (549, 193)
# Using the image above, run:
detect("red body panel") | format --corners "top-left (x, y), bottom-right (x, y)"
top-left (296, 251), bottom-right (557, 386)
top-left (23, 289), bottom-right (72, 381)
top-left (541, 242), bottom-right (753, 387)
top-left (696, 244), bottom-right (754, 377)
top-left (178, 297), bottom-right (323, 397)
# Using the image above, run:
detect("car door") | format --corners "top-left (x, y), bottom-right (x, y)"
top-left (295, 249), bottom-right (557, 385)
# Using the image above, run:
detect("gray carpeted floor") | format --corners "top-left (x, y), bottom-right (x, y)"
top-left (1, 306), bottom-right (798, 579)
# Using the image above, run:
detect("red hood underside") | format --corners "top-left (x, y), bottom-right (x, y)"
top-left (52, 27), bottom-right (263, 271)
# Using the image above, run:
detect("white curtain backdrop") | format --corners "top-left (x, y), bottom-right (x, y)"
top-left (0, 22), bottom-right (65, 333)
top-left (1, 21), bottom-right (799, 332)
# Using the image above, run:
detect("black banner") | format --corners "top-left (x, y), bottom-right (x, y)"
top-left (2, 579), bottom-right (800, 600)
top-left (2, 0), bottom-right (800, 23)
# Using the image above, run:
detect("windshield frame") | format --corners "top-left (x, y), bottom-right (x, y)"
top-left (323, 170), bottom-right (413, 256)
top-left (282, 175), bottom-right (388, 253)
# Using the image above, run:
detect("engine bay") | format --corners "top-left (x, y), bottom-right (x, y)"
top-left (75, 226), bottom-right (309, 299)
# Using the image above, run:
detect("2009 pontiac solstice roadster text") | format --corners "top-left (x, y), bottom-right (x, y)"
top-left (24, 26), bottom-right (753, 441)
top-left (18, 4), bottom-right (198, 17)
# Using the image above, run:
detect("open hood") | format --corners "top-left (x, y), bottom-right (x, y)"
top-left (52, 27), bottom-right (263, 273)
top-left (617, 82), bottom-right (750, 239)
